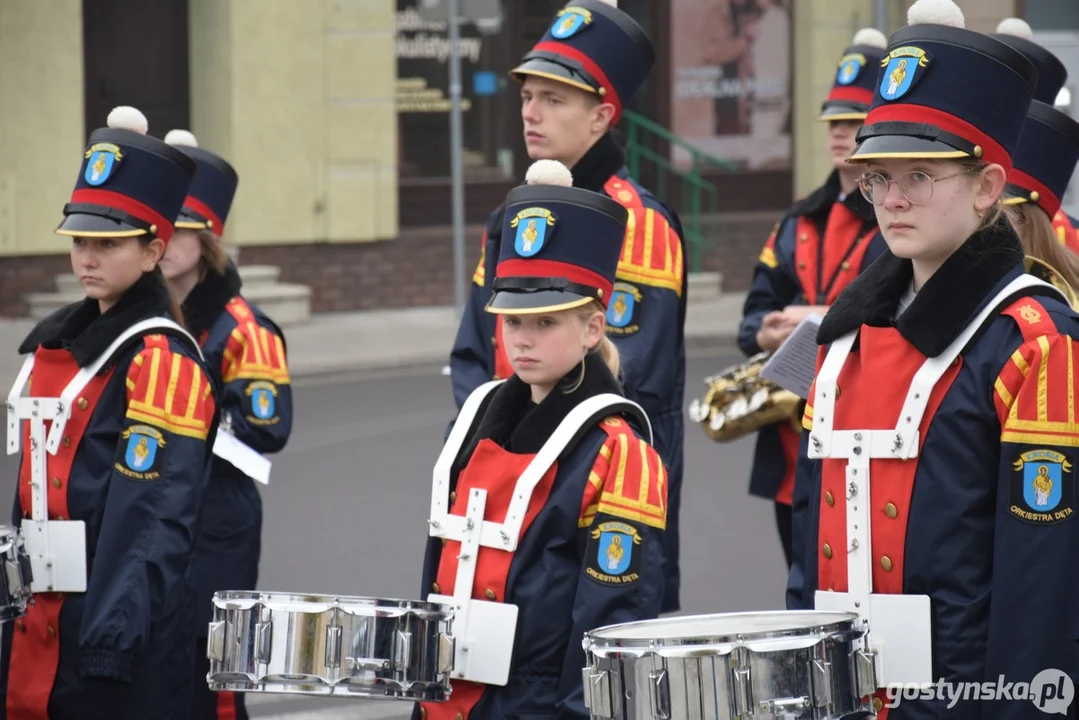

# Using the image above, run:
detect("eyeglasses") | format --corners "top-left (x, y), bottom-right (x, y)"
top-left (857, 170), bottom-right (970, 206)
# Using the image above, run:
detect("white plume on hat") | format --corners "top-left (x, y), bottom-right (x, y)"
top-left (996, 17), bottom-right (1033, 39)
top-left (907, 0), bottom-right (965, 29)
top-left (852, 28), bottom-right (888, 49)
top-left (525, 159), bottom-right (573, 187)
top-left (1057, 87), bottom-right (1073, 110)
top-left (164, 129), bottom-right (199, 148)
top-left (106, 106), bottom-right (148, 135)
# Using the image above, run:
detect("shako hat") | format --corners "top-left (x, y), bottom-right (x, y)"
top-left (57, 106), bottom-right (196, 245)
top-left (846, 0), bottom-right (1037, 171)
top-left (510, 0), bottom-right (654, 124)
top-left (163, 129), bottom-right (239, 237)
top-left (819, 28), bottom-right (889, 121)
top-left (487, 160), bottom-right (627, 314)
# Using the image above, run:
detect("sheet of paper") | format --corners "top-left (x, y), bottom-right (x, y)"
top-left (213, 430), bottom-right (272, 485)
top-left (760, 313), bottom-right (823, 400)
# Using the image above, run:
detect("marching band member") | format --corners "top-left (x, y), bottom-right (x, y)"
top-left (737, 28), bottom-right (890, 568)
top-left (418, 160), bottom-right (668, 720)
top-left (159, 130), bottom-right (293, 720)
top-left (448, 0), bottom-right (687, 613)
top-left (789, 2), bottom-right (1079, 716)
top-left (993, 17), bottom-right (1079, 257)
top-left (0, 107), bottom-right (218, 718)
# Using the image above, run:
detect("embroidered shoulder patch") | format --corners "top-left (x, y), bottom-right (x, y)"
top-left (585, 520), bottom-right (643, 586)
top-left (114, 425), bottom-right (167, 481)
top-left (1009, 448), bottom-right (1075, 525)
top-left (606, 281), bottom-right (641, 336)
top-left (245, 380), bottom-right (280, 425)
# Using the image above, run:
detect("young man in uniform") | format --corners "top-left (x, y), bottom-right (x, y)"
top-left (447, 0), bottom-right (688, 612)
top-left (737, 28), bottom-right (891, 568)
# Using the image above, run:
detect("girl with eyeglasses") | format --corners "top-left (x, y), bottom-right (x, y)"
top-left (788, 1), bottom-right (1079, 716)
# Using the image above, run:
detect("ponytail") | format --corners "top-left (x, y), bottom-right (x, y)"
top-left (595, 334), bottom-right (620, 378)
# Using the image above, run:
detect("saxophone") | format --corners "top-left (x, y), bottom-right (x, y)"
top-left (688, 352), bottom-right (805, 443)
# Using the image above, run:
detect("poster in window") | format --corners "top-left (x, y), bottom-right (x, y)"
top-left (669, 0), bottom-right (792, 172)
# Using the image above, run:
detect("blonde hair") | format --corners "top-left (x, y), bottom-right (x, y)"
top-left (1006, 202), bottom-right (1079, 291)
top-left (562, 300), bottom-right (621, 393)
top-left (196, 228), bottom-right (230, 280)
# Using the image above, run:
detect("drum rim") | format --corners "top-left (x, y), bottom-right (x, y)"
top-left (211, 590), bottom-right (453, 615)
top-left (584, 610), bottom-right (862, 645)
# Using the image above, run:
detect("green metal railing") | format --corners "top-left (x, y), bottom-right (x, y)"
top-left (622, 109), bottom-right (736, 272)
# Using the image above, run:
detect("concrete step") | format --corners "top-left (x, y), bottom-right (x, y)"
top-left (53, 264), bottom-right (281, 294)
top-left (687, 271), bottom-right (723, 303)
top-left (26, 282), bottom-right (312, 326)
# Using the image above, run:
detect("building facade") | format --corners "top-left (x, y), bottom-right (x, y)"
top-left (3, 0), bottom-right (1068, 318)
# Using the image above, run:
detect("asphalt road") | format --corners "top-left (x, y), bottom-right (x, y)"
top-left (0, 349), bottom-right (788, 719)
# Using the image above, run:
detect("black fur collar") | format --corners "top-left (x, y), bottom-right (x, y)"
top-left (792, 170), bottom-right (876, 225)
top-left (19, 269), bottom-right (176, 366)
top-left (817, 216), bottom-right (1025, 357)
top-left (181, 262), bottom-right (243, 338)
top-left (455, 351), bottom-right (624, 474)
top-left (571, 132), bottom-right (627, 192)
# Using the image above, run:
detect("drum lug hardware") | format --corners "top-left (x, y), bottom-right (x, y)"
top-left (648, 668), bottom-right (671, 719)
top-left (811, 655), bottom-right (834, 711)
top-left (759, 697), bottom-right (812, 715)
top-left (729, 647), bottom-right (753, 717)
top-left (437, 632), bottom-right (454, 673)
top-left (255, 620), bottom-right (273, 664)
top-left (344, 656), bottom-right (390, 672)
top-left (582, 667), bottom-right (616, 718)
top-left (206, 621), bottom-right (225, 661)
top-left (394, 629), bottom-right (413, 672)
top-left (325, 625), bottom-right (342, 669)
top-left (854, 649), bottom-right (878, 699)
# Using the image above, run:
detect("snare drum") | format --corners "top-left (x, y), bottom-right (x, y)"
top-left (0, 526), bottom-right (32, 622)
top-left (206, 591), bottom-right (455, 701)
top-left (582, 610), bottom-right (873, 719)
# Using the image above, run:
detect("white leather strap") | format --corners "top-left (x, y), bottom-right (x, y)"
top-left (807, 331), bottom-right (856, 459)
top-left (891, 274), bottom-right (1061, 458)
top-left (6, 355), bottom-right (35, 455)
top-left (429, 385), bottom-right (651, 552)
top-left (44, 317), bottom-right (203, 455)
top-left (430, 380), bottom-right (505, 532)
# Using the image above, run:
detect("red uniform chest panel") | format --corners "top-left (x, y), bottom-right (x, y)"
top-left (10, 347), bottom-right (114, 720)
top-left (426, 438), bottom-right (558, 720)
top-left (1052, 211), bottom-right (1079, 254)
top-left (794, 205), bottom-right (877, 305)
top-left (816, 326), bottom-right (960, 596)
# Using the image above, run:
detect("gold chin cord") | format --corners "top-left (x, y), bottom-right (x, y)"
top-left (1024, 255), bottom-right (1079, 311)
top-left (687, 352), bottom-right (805, 443)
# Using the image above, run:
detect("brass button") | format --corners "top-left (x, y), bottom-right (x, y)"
top-left (484, 589), bottom-right (496, 600)
top-left (76, 397), bottom-right (88, 411)
top-left (51, 477), bottom-right (61, 489)
top-left (873, 696), bottom-right (883, 712)
top-left (449, 491), bottom-right (457, 504)
top-left (798, 262), bottom-right (807, 270)
top-left (431, 582), bottom-right (440, 593)
top-left (15, 620), bottom-right (25, 633)
top-left (884, 502), bottom-right (898, 519)
top-left (799, 233), bottom-right (808, 243)
top-left (420, 710), bottom-right (427, 720)
top-left (880, 556), bottom-right (893, 572)
top-left (62, 436), bottom-right (71, 448)
top-left (441, 538), bottom-right (447, 546)
top-left (490, 337), bottom-right (496, 347)
top-left (56, 514), bottom-right (65, 521)
top-left (824, 491), bottom-right (834, 507)
top-left (47, 626), bottom-right (56, 638)
top-left (841, 261), bottom-right (851, 270)
top-left (456, 713), bottom-right (463, 720)
top-left (822, 543), bottom-right (833, 559)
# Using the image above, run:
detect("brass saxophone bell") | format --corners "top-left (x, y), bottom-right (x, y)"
top-left (689, 352), bottom-right (805, 443)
